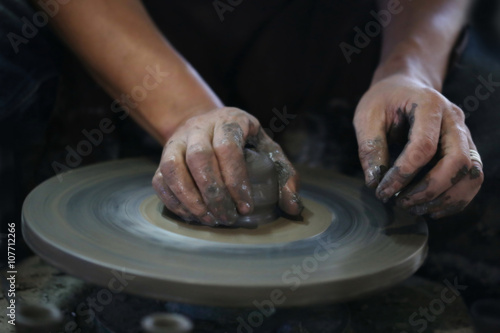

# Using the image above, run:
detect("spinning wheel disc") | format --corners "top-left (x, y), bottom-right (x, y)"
top-left (22, 159), bottom-right (427, 307)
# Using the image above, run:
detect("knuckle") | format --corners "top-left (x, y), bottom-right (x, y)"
top-left (160, 158), bottom-right (180, 181)
top-left (156, 186), bottom-right (181, 208)
top-left (413, 136), bottom-right (437, 157)
top-left (453, 152), bottom-right (472, 169)
top-left (422, 87), bottom-right (445, 104)
top-left (358, 140), bottom-right (380, 161)
top-left (184, 117), bottom-right (200, 128)
top-left (217, 107), bottom-right (240, 118)
top-left (187, 143), bottom-right (210, 154)
top-left (405, 137), bottom-right (437, 168)
top-left (227, 107), bottom-right (246, 116)
top-left (454, 125), bottom-right (470, 140)
top-left (164, 193), bottom-right (180, 207)
top-left (191, 205), bottom-right (208, 218)
top-left (192, 201), bottom-right (211, 218)
top-left (152, 172), bottom-right (163, 189)
top-left (186, 144), bottom-right (212, 165)
top-left (427, 108), bottom-right (443, 123)
top-left (246, 115), bottom-right (260, 130)
top-left (451, 105), bottom-right (466, 122)
top-left (214, 140), bottom-right (240, 156)
top-left (165, 201), bottom-right (183, 214)
top-left (222, 122), bottom-right (244, 134)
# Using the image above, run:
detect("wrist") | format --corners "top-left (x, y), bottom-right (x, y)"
top-left (153, 101), bottom-right (222, 145)
top-left (118, 62), bottom-right (223, 145)
top-left (372, 39), bottom-right (445, 91)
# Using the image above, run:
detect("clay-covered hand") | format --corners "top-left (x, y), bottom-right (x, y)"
top-left (353, 74), bottom-right (483, 219)
top-left (152, 107), bottom-right (302, 226)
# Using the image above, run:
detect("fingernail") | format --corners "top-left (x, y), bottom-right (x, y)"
top-left (237, 201), bottom-right (252, 215)
top-left (200, 211), bottom-right (216, 226)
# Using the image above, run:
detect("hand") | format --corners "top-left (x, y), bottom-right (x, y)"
top-left (353, 74), bottom-right (484, 219)
top-left (152, 107), bottom-right (302, 226)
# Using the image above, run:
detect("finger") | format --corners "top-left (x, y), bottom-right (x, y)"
top-left (152, 170), bottom-right (196, 222)
top-left (160, 139), bottom-right (218, 226)
top-left (397, 106), bottom-right (471, 208)
top-left (377, 102), bottom-right (442, 202)
top-left (353, 106), bottom-right (390, 188)
top-left (212, 120), bottom-right (258, 215)
top-left (185, 128), bottom-right (239, 225)
top-left (425, 127), bottom-right (485, 218)
top-left (249, 129), bottom-right (302, 216)
top-left (408, 160), bottom-right (483, 218)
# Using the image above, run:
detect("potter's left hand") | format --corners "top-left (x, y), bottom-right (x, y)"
top-left (353, 74), bottom-right (483, 219)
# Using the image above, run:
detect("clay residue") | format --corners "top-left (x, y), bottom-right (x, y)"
top-left (451, 165), bottom-right (469, 185)
top-left (273, 160), bottom-right (292, 188)
top-left (358, 136), bottom-right (388, 188)
top-left (469, 165), bottom-right (482, 180)
top-left (220, 122), bottom-right (244, 147)
top-left (377, 166), bottom-right (416, 202)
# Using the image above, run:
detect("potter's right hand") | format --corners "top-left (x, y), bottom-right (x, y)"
top-left (152, 107), bottom-right (302, 226)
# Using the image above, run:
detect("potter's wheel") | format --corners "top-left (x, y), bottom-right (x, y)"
top-left (22, 159), bottom-right (427, 307)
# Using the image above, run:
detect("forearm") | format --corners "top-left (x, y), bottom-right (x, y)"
top-left (373, 0), bottom-right (471, 91)
top-left (36, 0), bottom-right (222, 144)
